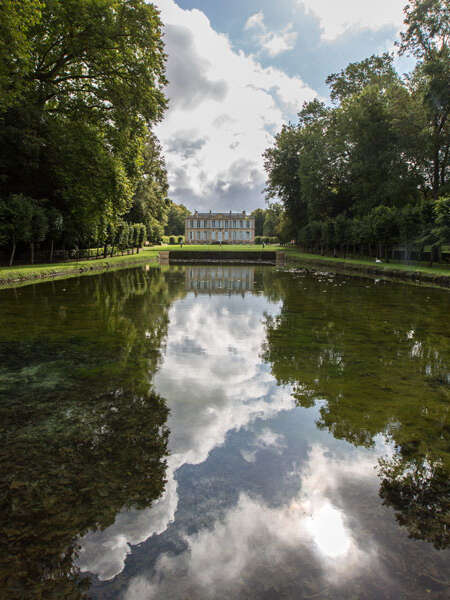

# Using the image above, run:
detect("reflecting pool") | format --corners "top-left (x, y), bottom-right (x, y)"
top-left (0, 265), bottom-right (449, 599)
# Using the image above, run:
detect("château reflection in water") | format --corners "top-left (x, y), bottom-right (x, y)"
top-left (0, 264), bottom-right (449, 599)
top-left (185, 265), bottom-right (254, 293)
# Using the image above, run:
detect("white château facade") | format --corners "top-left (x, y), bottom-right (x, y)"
top-left (185, 211), bottom-right (255, 244)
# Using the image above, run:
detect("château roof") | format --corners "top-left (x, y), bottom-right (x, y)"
top-left (187, 211), bottom-right (252, 218)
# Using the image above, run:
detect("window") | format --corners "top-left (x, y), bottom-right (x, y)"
top-left (190, 231), bottom-right (193, 240)
top-left (240, 220), bottom-right (244, 228)
top-left (246, 231), bottom-right (250, 240)
top-left (233, 230), bottom-right (237, 240)
top-left (197, 220), bottom-right (200, 228)
top-left (196, 230), bottom-right (200, 240)
top-left (212, 231), bottom-right (216, 240)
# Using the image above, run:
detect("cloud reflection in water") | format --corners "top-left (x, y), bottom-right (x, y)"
top-left (78, 291), bottom-right (293, 581)
top-left (125, 444), bottom-right (380, 600)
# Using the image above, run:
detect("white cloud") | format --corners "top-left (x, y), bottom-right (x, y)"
top-left (154, 0), bottom-right (317, 212)
top-left (300, 0), bottom-right (405, 41)
top-left (262, 28), bottom-right (298, 57)
top-left (245, 11), bottom-right (265, 31)
top-left (245, 11), bottom-right (298, 57)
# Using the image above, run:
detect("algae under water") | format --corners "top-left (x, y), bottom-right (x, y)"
top-left (0, 264), bottom-right (449, 599)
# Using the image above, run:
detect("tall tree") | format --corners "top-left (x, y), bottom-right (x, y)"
top-left (399, 0), bottom-right (450, 199)
top-left (165, 202), bottom-right (191, 236)
top-left (0, 0), bottom-right (168, 257)
top-left (251, 208), bottom-right (266, 236)
top-left (126, 132), bottom-right (170, 243)
top-left (326, 52), bottom-right (399, 104)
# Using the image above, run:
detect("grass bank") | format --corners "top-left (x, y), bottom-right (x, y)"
top-left (282, 248), bottom-right (450, 288)
top-left (0, 248), bottom-right (160, 288)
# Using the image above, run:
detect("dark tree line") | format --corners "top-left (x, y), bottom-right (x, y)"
top-left (264, 0), bottom-right (449, 263)
top-left (0, 1), bottom-right (172, 265)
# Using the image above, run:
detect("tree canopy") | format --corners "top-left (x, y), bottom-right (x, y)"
top-left (264, 0), bottom-right (450, 261)
top-left (0, 0), bottom-right (170, 263)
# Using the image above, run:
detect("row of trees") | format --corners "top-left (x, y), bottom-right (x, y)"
top-left (264, 0), bottom-right (449, 261)
top-left (0, 0), bottom-right (171, 265)
top-left (0, 194), bottom-right (147, 265)
top-left (297, 199), bottom-right (450, 260)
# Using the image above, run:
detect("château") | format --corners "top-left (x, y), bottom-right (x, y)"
top-left (185, 211), bottom-right (255, 244)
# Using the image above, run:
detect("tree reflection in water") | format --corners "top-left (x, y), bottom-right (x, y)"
top-left (1, 264), bottom-right (449, 599)
top-left (262, 268), bottom-right (450, 551)
top-left (0, 267), bottom-right (186, 599)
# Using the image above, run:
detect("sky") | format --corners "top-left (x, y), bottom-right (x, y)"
top-left (153, 0), bottom-right (410, 214)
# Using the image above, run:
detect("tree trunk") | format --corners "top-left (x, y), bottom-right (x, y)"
top-left (103, 243), bottom-right (108, 258)
top-left (9, 238), bottom-right (16, 266)
top-left (50, 239), bottom-right (54, 263)
top-left (30, 242), bottom-right (34, 265)
top-left (428, 244), bottom-right (440, 267)
top-left (433, 147), bottom-right (440, 200)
